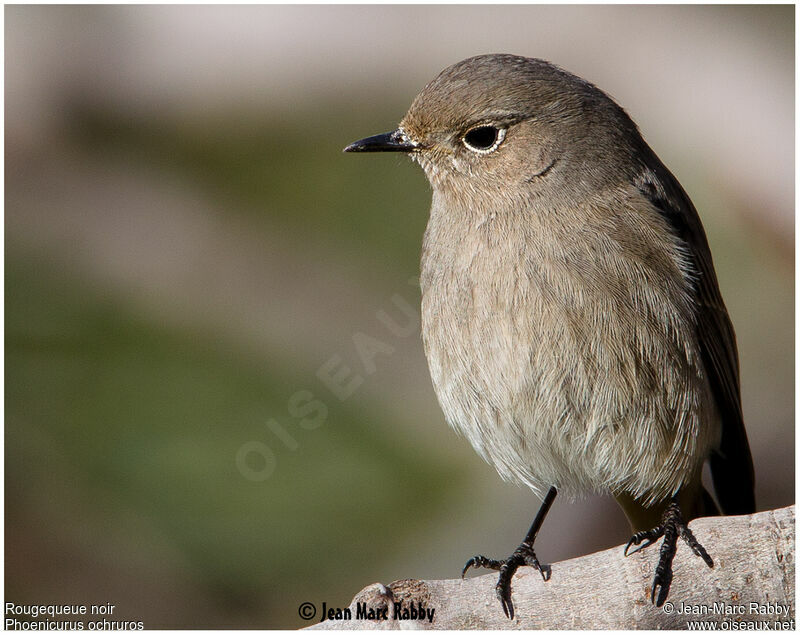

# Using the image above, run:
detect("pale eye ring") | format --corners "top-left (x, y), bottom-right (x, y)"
top-left (462, 125), bottom-right (507, 154)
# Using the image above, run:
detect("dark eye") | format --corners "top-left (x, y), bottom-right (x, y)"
top-left (462, 125), bottom-right (506, 153)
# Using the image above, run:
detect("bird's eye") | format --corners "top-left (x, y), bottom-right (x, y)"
top-left (462, 125), bottom-right (506, 154)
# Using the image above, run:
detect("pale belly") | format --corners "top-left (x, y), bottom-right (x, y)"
top-left (419, 218), bottom-right (719, 505)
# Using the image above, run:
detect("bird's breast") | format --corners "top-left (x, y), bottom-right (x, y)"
top-left (420, 209), bottom-right (558, 409)
top-left (418, 199), bottom-right (715, 501)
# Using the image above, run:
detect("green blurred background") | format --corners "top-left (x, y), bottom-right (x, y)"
top-left (5, 5), bottom-right (794, 629)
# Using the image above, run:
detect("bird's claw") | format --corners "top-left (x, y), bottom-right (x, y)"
top-left (651, 565), bottom-right (673, 606)
top-left (680, 524), bottom-right (714, 568)
top-left (624, 528), bottom-right (660, 556)
top-left (624, 498), bottom-right (714, 607)
top-left (497, 583), bottom-right (514, 619)
top-left (461, 555), bottom-right (502, 578)
top-left (463, 542), bottom-right (549, 620)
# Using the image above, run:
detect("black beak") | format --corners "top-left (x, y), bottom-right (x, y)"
top-left (343, 129), bottom-right (418, 153)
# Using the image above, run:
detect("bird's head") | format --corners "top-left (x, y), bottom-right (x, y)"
top-left (345, 54), bottom-right (641, 207)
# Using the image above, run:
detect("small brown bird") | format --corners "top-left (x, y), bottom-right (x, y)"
top-left (345, 54), bottom-right (754, 618)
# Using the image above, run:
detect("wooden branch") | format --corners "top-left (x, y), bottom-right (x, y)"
top-left (306, 505), bottom-right (794, 630)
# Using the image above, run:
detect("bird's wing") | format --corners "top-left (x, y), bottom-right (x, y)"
top-left (634, 151), bottom-right (756, 516)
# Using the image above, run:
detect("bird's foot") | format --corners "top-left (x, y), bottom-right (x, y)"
top-left (624, 498), bottom-right (714, 606)
top-left (462, 542), bottom-right (551, 620)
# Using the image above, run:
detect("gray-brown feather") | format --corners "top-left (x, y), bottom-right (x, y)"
top-left (401, 54), bottom-right (750, 510)
top-left (420, 183), bottom-right (719, 505)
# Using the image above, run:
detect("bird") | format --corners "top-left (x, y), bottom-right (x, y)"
top-left (344, 54), bottom-right (755, 619)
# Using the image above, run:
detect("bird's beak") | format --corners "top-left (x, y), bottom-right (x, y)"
top-left (343, 129), bottom-right (418, 153)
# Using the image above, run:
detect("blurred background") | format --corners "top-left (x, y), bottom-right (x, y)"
top-left (5, 5), bottom-right (793, 629)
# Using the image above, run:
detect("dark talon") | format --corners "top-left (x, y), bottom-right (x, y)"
top-left (467, 550), bottom-right (529, 619)
top-left (652, 576), bottom-right (671, 606)
top-left (624, 496), bottom-right (714, 606)
top-left (461, 559), bottom-right (474, 579)
top-left (624, 528), bottom-right (660, 556)
top-left (461, 555), bottom-right (502, 578)
top-left (539, 563), bottom-right (552, 581)
top-left (499, 591), bottom-right (514, 620)
top-left (462, 487), bottom-right (558, 619)
top-left (679, 524), bottom-right (714, 568)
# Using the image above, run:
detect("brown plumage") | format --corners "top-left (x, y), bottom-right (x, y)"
top-left (345, 54), bottom-right (754, 617)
